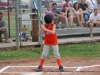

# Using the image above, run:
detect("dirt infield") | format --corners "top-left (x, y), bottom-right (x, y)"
top-left (0, 58), bottom-right (100, 75)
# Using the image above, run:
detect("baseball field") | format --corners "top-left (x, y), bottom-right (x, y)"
top-left (0, 43), bottom-right (100, 75)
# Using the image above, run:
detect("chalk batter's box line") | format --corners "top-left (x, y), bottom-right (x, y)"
top-left (0, 65), bottom-right (100, 73)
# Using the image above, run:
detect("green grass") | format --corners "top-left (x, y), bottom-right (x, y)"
top-left (0, 43), bottom-right (100, 61)
top-left (60, 43), bottom-right (100, 58)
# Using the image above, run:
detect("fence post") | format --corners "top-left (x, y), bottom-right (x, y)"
top-left (30, 0), bottom-right (41, 42)
top-left (32, 10), bottom-right (38, 42)
top-left (15, 0), bottom-right (20, 50)
top-left (7, 0), bottom-right (10, 38)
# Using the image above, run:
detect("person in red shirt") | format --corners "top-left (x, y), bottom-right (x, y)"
top-left (36, 14), bottom-right (65, 72)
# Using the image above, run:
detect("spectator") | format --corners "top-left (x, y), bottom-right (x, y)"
top-left (88, 8), bottom-right (100, 37)
top-left (95, 0), bottom-right (100, 14)
top-left (0, 12), bottom-right (10, 43)
top-left (86, 0), bottom-right (97, 12)
top-left (80, 0), bottom-right (90, 26)
top-left (73, 2), bottom-right (83, 27)
top-left (61, 0), bottom-right (71, 11)
top-left (45, 5), bottom-right (53, 15)
top-left (61, 0), bottom-right (73, 28)
top-left (62, 5), bottom-right (73, 28)
top-left (51, 3), bottom-right (63, 25)
top-left (20, 26), bottom-right (32, 41)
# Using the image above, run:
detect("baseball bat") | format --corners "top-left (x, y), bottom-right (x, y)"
top-left (33, 1), bottom-right (43, 24)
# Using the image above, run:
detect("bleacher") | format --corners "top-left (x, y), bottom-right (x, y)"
top-left (55, 23), bottom-right (100, 37)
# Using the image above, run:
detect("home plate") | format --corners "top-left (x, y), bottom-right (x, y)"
top-left (22, 72), bottom-right (43, 75)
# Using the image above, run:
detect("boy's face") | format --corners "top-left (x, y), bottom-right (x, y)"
top-left (22, 29), bottom-right (26, 32)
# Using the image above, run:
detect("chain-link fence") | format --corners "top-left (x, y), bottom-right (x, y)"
top-left (0, 0), bottom-right (100, 50)
top-left (0, 0), bottom-right (16, 50)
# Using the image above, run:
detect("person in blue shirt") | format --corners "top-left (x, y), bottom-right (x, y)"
top-left (20, 26), bottom-right (32, 41)
top-left (21, 27), bottom-right (28, 41)
top-left (51, 3), bottom-right (63, 25)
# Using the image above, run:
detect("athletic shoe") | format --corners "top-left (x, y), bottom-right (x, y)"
top-left (36, 66), bottom-right (43, 72)
top-left (59, 66), bottom-right (65, 72)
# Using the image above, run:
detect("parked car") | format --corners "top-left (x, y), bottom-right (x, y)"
top-left (0, 1), bottom-right (15, 10)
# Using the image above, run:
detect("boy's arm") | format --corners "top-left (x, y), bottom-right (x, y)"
top-left (42, 24), bottom-right (56, 34)
top-left (38, 25), bottom-right (44, 35)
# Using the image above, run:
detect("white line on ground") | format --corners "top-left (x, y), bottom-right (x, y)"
top-left (1, 72), bottom-right (43, 75)
top-left (0, 65), bottom-right (100, 75)
top-left (21, 72), bottom-right (43, 75)
top-left (0, 66), bottom-right (11, 73)
top-left (75, 67), bottom-right (82, 71)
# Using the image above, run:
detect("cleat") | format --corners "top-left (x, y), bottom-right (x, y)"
top-left (59, 66), bottom-right (65, 72)
top-left (36, 66), bottom-right (43, 72)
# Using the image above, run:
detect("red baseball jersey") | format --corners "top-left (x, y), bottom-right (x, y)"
top-left (44, 24), bottom-right (58, 45)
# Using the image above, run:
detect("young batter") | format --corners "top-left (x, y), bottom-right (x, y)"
top-left (36, 14), bottom-right (65, 72)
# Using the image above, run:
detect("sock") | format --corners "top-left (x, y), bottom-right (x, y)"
top-left (40, 59), bottom-right (45, 67)
top-left (57, 59), bottom-right (62, 67)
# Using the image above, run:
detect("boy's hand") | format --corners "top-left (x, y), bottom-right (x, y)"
top-left (41, 25), bottom-right (47, 31)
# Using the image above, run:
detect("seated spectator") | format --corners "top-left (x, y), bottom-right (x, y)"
top-left (61, 0), bottom-right (73, 28)
top-left (73, 2), bottom-right (83, 27)
top-left (45, 5), bottom-right (53, 15)
top-left (95, 0), bottom-right (100, 14)
top-left (20, 26), bottom-right (32, 41)
top-left (51, 3), bottom-right (63, 25)
top-left (61, 0), bottom-right (71, 11)
top-left (86, 0), bottom-right (97, 12)
top-left (62, 5), bottom-right (73, 28)
top-left (0, 12), bottom-right (10, 43)
top-left (88, 8), bottom-right (100, 37)
top-left (80, 0), bottom-right (90, 26)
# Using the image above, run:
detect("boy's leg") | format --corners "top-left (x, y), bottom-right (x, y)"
top-left (37, 45), bottom-right (50, 72)
top-left (52, 45), bottom-right (65, 72)
top-left (41, 45), bottom-right (50, 59)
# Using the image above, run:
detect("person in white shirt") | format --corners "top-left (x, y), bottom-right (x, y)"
top-left (89, 8), bottom-right (100, 37)
top-left (86, 0), bottom-right (97, 12)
